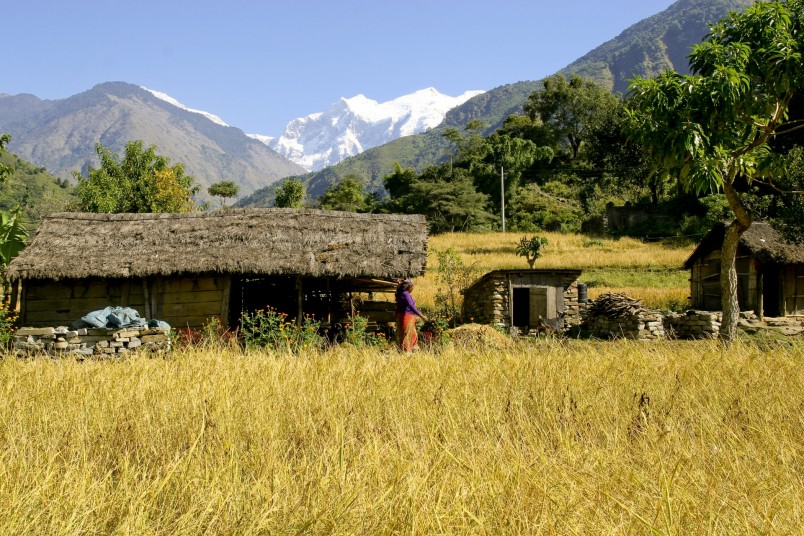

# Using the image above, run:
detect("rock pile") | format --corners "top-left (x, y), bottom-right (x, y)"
top-left (12, 326), bottom-right (171, 357)
top-left (664, 311), bottom-right (722, 339)
top-left (584, 293), bottom-right (666, 340)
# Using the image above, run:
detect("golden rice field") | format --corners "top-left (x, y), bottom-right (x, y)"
top-left (0, 341), bottom-right (801, 534)
top-left (415, 232), bottom-right (694, 311)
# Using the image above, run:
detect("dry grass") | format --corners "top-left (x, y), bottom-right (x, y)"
top-left (1, 342), bottom-right (801, 534)
top-left (414, 232), bottom-right (694, 310)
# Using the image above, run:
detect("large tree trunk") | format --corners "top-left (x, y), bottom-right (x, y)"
top-left (719, 179), bottom-right (752, 344)
top-left (719, 220), bottom-right (746, 343)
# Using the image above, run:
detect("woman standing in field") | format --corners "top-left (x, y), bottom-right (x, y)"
top-left (395, 278), bottom-right (427, 352)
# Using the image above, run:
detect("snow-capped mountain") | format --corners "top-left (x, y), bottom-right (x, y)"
top-left (141, 86), bottom-right (230, 127)
top-left (252, 87), bottom-right (484, 171)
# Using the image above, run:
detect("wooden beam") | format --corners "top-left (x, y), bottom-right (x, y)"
top-left (142, 279), bottom-right (152, 320)
top-left (220, 275), bottom-right (232, 329)
top-left (297, 276), bottom-right (303, 325)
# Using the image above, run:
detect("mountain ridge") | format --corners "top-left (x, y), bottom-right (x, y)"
top-left (0, 82), bottom-right (307, 199)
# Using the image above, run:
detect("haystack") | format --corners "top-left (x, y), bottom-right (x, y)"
top-left (448, 323), bottom-right (515, 350)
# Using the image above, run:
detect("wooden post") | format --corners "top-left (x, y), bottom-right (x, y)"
top-left (296, 276), bottom-right (303, 325)
top-left (756, 270), bottom-right (764, 321)
top-left (142, 279), bottom-right (152, 320)
top-left (326, 278), bottom-right (332, 324)
top-left (220, 275), bottom-right (232, 329)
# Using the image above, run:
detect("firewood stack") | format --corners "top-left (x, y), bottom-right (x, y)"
top-left (585, 293), bottom-right (666, 340)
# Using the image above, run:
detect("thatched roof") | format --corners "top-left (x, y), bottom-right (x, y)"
top-left (683, 221), bottom-right (804, 269)
top-left (466, 269), bottom-right (583, 292)
top-left (7, 209), bottom-right (428, 281)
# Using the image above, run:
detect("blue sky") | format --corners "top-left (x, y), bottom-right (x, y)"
top-left (4, 0), bottom-right (675, 136)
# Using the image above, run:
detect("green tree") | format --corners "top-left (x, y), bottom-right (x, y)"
top-left (0, 206), bottom-right (28, 299)
top-left (318, 177), bottom-right (368, 212)
top-left (274, 178), bottom-right (306, 208)
top-left (394, 164), bottom-right (494, 233)
top-left (72, 140), bottom-right (200, 213)
top-left (515, 236), bottom-right (548, 268)
top-left (524, 74), bottom-right (620, 160)
top-left (441, 119), bottom-right (489, 168)
top-left (0, 136), bottom-right (27, 291)
top-left (0, 134), bottom-right (13, 183)
top-left (627, 0), bottom-right (804, 343)
top-left (207, 181), bottom-right (239, 208)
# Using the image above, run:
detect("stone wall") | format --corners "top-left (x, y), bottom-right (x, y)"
top-left (585, 310), bottom-right (666, 340)
top-left (463, 275), bottom-right (509, 328)
top-left (583, 293), bottom-right (665, 340)
top-left (664, 311), bottom-right (722, 339)
top-left (12, 326), bottom-right (171, 357)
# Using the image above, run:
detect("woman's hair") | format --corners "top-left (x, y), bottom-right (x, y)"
top-left (397, 278), bottom-right (414, 294)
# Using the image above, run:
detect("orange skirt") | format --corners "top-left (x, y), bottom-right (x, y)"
top-left (395, 313), bottom-right (418, 352)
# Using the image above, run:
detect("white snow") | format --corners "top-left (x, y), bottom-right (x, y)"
top-left (141, 86), bottom-right (230, 127)
top-left (255, 87), bottom-right (485, 171)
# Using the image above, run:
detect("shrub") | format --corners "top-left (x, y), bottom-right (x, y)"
top-left (420, 315), bottom-right (452, 347)
top-left (344, 315), bottom-right (390, 348)
top-left (240, 307), bottom-right (323, 352)
top-left (0, 299), bottom-right (18, 348)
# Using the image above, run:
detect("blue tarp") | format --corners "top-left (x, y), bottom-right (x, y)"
top-left (76, 306), bottom-right (170, 330)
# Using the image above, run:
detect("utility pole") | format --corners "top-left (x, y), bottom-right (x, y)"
top-left (500, 166), bottom-right (506, 233)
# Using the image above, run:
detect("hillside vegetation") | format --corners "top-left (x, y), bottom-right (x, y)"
top-left (0, 148), bottom-right (73, 223)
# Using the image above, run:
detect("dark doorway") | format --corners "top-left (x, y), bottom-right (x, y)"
top-left (762, 267), bottom-right (782, 317)
top-left (512, 287), bottom-right (530, 328)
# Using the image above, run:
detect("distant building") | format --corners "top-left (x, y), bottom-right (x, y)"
top-left (463, 269), bottom-right (584, 332)
top-left (683, 222), bottom-right (804, 317)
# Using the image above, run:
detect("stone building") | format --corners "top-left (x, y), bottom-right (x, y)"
top-left (462, 269), bottom-right (583, 332)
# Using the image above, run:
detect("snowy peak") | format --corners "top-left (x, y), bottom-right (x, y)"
top-left (141, 86), bottom-right (230, 127)
top-left (255, 87), bottom-right (484, 171)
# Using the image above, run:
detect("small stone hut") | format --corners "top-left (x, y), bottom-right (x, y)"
top-left (684, 222), bottom-right (804, 317)
top-left (462, 269), bottom-right (583, 331)
top-left (5, 209), bottom-right (428, 329)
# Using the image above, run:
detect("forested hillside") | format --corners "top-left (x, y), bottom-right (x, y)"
top-left (0, 145), bottom-right (73, 224)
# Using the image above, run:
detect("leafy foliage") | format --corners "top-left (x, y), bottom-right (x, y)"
top-left (318, 176), bottom-right (370, 212)
top-left (0, 134), bottom-right (12, 184)
top-left (207, 181), bottom-right (239, 207)
top-left (239, 307), bottom-right (323, 351)
top-left (431, 248), bottom-right (479, 322)
top-left (515, 236), bottom-right (548, 268)
top-left (524, 74), bottom-right (620, 160)
top-left (72, 140), bottom-right (201, 213)
top-left (0, 207), bottom-right (28, 270)
top-left (274, 179), bottom-right (306, 208)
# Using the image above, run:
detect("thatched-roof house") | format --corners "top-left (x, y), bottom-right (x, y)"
top-left (6, 209), bottom-right (428, 328)
top-left (683, 222), bottom-right (804, 317)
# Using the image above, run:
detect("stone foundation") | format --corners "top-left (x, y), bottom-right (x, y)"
top-left (664, 311), bottom-right (722, 339)
top-left (585, 310), bottom-right (666, 340)
top-left (12, 326), bottom-right (171, 357)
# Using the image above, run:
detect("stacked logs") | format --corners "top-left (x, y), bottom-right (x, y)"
top-left (584, 293), bottom-right (666, 340)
